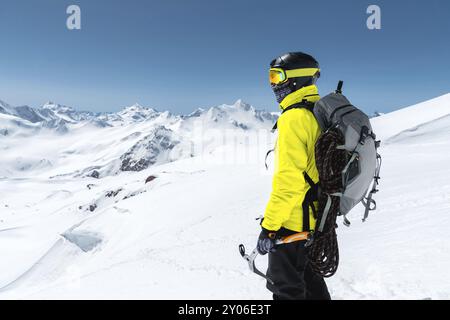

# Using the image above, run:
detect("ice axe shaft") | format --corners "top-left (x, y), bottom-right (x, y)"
top-left (275, 231), bottom-right (310, 245)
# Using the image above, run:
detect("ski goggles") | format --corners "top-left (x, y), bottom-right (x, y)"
top-left (269, 67), bottom-right (320, 85)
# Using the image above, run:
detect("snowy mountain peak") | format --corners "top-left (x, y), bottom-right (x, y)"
top-left (117, 103), bottom-right (160, 122)
top-left (186, 108), bottom-right (205, 118)
top-left (40, 102), bottom-right (92, 124)
top-left (233, 99), bottom-right (252, 111)
top-left (179, 100), bottom-right (278, 132)
top-left (130, 103), bottom-right (143, 108)
top-left (41, 101), bottom-right (75, 113)
top-left (123, 103), bottom-right (158, 113)
top-left (42, 101), bottom-right (57, 107)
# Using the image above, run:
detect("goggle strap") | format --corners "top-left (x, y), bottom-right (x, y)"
top-left (285, 68), bottom-right (320, 78)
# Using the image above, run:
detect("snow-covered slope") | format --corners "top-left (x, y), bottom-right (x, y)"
top-left (1, 94), bottom-right (450, 299)
top-left (371, 93), bottom-right (450, 142)
top-left (0, 113), bottom-right (39, 137)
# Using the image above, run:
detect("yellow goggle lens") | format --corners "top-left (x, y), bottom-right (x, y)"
top-left (269, 68), bottom-right (320, 85)
top-left (269, 69), bottom-right (287, 85)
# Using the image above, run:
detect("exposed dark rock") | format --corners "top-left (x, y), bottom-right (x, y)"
top-left (90, 170), bottom-right (100, 179)
top-left (78, 203), bottom-right (97, 212)
top-left (121, 158), bottom-right (149, 172)
top-left (120, 126), bottom-right (179, 172)
top-left (105, 188), bottom-right (123, 198)
top-left (123, 189), bottom-right (147, 200)
top-left (230, 120), bottom-right (249, 130)
top-left (371, 111), bottom-right (385, 118)
top-left (145, 175), bottom-right (157, 184)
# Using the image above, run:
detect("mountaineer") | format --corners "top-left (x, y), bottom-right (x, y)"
top-left (257, 52), bottom-right (331, 300)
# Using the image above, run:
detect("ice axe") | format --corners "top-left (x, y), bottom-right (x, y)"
top-left (239, 231), bottom-right (310, 285)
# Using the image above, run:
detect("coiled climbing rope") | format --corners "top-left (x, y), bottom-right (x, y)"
top-left (307, 127), bottom-right (348, 278)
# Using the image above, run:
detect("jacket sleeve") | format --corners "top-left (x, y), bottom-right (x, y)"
top-left (262, 110), bottom-right (310, 231)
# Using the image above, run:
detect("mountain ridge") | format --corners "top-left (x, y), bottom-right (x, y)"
top-left (0, 98), bottom-right (278, 178)
top-left (0, 98), bottom-right (273, 126)
top-left (2, 93), bottom-right (450, 179)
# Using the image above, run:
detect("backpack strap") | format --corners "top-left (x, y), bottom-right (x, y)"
top-left (264, 148), bottom-right (274, 170)
top-left (272, 100), bottom-right (316, 132)
top-left (303, 171), bottom-right (316, 188)
top-left (302, 171), bottom-right (319, 232)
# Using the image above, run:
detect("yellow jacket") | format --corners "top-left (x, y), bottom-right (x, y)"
top-left (262, 85), bottom-right (322, 232)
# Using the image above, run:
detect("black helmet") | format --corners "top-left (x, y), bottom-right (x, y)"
top-left (269, 52), bottom-right (320, 104)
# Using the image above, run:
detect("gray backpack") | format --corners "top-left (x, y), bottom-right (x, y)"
top-left (313, 81), bottom-right (381, 227)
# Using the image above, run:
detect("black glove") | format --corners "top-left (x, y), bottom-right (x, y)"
top-left (257, 228), bottom-right (277, 255)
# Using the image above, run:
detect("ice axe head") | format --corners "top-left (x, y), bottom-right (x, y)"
top-left (238, 244), bottom-right (275, 285)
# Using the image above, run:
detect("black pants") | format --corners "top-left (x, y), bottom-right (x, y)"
top-left (266, 230), bottom-right (331, 300)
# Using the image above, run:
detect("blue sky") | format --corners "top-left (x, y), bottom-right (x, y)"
top-left (0, 0), bottom-right (449, 114)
